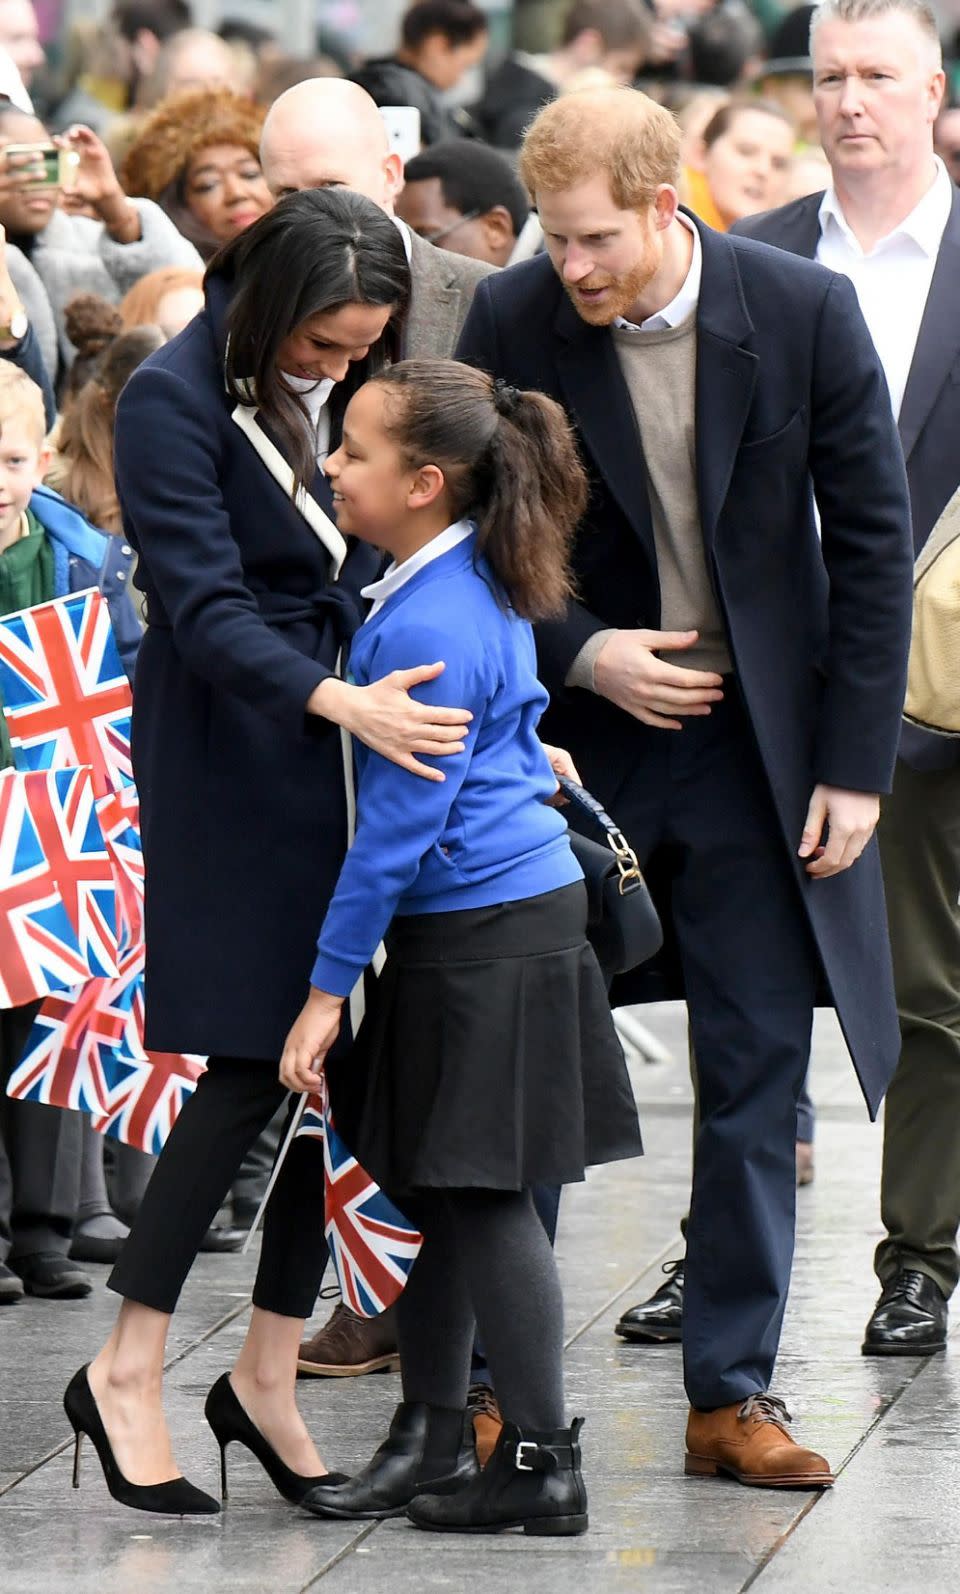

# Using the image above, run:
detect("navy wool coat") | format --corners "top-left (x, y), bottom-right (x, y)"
top-left (457, 217), bottom-right (914, 1117)
top-left (114, 272), bottom-right (380, 1059)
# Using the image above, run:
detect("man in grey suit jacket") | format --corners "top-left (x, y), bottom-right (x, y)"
top-left (258, 75), bottom-right (494, 1378)
top-left (735, 0), bottom-right (960, 1360)
top-left (260, 78), bottom-right (495, 360)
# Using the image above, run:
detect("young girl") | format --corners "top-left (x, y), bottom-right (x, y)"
top-left (280, 359), bottom-right (643, 1537)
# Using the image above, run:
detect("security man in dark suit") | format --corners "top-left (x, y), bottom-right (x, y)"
top-left (458, 84), bottom-right (913, 1486)
top-left (733, 0), bottom-right (960, 1359)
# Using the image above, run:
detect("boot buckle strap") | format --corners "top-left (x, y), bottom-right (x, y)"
top-left (514, 1441), bottom-right (539, 1472)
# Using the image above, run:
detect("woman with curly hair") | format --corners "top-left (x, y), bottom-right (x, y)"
top-left (121, 87), bottom-right (273, 260)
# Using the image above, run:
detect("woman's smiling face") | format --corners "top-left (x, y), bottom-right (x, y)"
top-left (276, 302), bottom-right (395, 384)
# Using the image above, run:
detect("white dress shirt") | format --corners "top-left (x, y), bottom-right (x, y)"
top-left (613, 213), bottom-right (702, 334)
top-left (816, 158), bottom-right (953, 420)
top-left (362, 518), bottom-right (474, 620)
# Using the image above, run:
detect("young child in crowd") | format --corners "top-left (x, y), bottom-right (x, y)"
top-left (280, 359), bottom-right (642, 1536)
top-left (0, 363), bottom-right (140, 1304)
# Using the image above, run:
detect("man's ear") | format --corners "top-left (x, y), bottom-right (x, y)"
top-left (384, 150), bottom-right (405, 207)
top-left (479, 205), bottom-right (516, 260)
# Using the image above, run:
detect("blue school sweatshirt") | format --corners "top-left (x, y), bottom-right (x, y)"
top-left (310, 526), bottom-right (582, 998)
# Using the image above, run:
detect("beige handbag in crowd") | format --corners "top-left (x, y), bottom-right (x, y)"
top-left (904, 486), bottom-right (960, 737)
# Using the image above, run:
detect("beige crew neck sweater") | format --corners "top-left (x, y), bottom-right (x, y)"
top-left (608, 311), bottom-right (732, 677)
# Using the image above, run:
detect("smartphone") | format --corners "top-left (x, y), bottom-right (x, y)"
top-left (380, 107), bottom-right (422, 165)
top-left (4, 143), bottom-right (80, 190)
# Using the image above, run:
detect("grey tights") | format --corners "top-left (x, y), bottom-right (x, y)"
top-left (397, 1187), bottom-right (565, 1430)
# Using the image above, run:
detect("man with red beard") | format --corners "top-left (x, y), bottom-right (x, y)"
top-left (457, 85), bottom-right (913, 1488)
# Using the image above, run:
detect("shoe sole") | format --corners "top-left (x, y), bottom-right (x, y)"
top-left (614, 1326), bottom-right (682, 1344)
top-left (296, 1355), bottom-right (400, 1378)
top-left (684, 1453), bottom-right (834, 1489)
top-left (0, 1288), bottom-right (23, 1304)
top-left (408, 1513), bottom-right (589, 1535)
top-left (861, 1340), bottom-right (946, 1357)
top-left (24, 1282), bottom-right (92, 1299)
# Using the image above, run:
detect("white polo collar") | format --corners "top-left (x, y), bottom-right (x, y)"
top-left (361, 518), bottom-right (474, 617)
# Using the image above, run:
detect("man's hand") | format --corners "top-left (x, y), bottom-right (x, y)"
top-left (0, 224), bottom-right (26, 350)
top-left (593, 629), bottom-right (725, 730)
top-left (58, 126), bottom-right (141, 242)
top-left (798, 784), bottom-right (880, 878)
top-left (279, 988), bottom-right (344, 1094)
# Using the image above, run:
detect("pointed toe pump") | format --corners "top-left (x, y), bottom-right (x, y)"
top-left (63, 1366), bottom-right (220, 1516)
top-left (204, 1373), bottom-right (348, 1506)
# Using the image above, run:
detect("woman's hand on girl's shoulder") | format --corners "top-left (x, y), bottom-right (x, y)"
top-left (308, 664), bottom-right (473, 783)
top-left (280, 988), bottom-right (344, 1094)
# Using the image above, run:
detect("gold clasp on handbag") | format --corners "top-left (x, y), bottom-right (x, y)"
top-left (606, 830), bottom-right (643, 894)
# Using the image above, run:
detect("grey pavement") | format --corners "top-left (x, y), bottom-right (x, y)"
top-left (1, 1001), bottom-right (956, 1593)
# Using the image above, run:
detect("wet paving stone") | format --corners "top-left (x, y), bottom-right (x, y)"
top-left (1, 1003), bottom-right (955, 1593)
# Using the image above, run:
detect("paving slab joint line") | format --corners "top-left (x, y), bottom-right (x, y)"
top-left (298, 1519), bottom-right (380, 1588)
top-left (738, 1347), bottom-right (940, 1592)
top-left (563, 1239), bottom-right (679, 1350)
top-left (0, 1298), bottom-right (253, 1498)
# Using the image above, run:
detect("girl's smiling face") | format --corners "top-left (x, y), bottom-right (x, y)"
top-left (325, 381), bottom-right (442, 549)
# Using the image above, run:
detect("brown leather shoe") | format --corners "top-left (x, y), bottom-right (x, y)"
top-left (685, 1395), bottom-right (834, 1489)
top-left (466, 1383), bottom-right (504, 1467)
top-left (796, 1141), bottom-right (815, 1187)
top-left (297, 1302), bottom-right (400, 1377)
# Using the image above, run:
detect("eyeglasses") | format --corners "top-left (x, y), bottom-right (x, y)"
top-left (419, 209), bottom-right (482, 246)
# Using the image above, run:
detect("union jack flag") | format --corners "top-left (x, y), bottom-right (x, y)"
top-left (0, 766), bottom-right (120, 1006)
top-left (95, 785), bottom-right (144, 956)
top-left (5, 976), bottom-right (142, 1118)
top-left (7, 945), bottom-right (206, 1155)
top-left (0, 589), bottom-right (132, 797)
top-left (299, 1088), bottom-right (423, 1317)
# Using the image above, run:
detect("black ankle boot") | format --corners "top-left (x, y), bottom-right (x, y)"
top-left (406, 1418), bottom-right (588, 1535)
top-left (299, 1401), bottom-right (478, 1520)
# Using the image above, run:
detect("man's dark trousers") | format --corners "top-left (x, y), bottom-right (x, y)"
top-left (620, 685), bottom-right (819, 1408)
top-left (0, 1003), bottom-right (82, 1263)
top-left (875, 759), bottom-right (960, 1298)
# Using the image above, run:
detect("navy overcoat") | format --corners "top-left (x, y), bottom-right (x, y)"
top-left (114, 272), bottom-right (380, 1059)
top-left (457, 217), bottom-right (914, 1117)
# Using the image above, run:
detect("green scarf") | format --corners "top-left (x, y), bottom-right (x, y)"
top-left (0, 509), bottom-right (55, 771)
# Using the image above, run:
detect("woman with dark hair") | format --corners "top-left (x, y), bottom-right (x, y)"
top-left (63, 188), bottom-right (472, 1517)
top-left (121, 87), bottom-right (274, 260)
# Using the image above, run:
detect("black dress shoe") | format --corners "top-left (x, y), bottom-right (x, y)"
top-left (199, 1225), bottom-right (246, 1254)
top-left (0, 1262), bottom-right (24, 1304)
top-left (615, 1259), bottom-right (684, 1343)
top-left (14, 1253), bottom-right (92, 1299)
top-left (407, 1419), bottom-right (588, 1536)
top-left (862, 1269), bottom-right (948, 1356)
top-left (300, 1401), bottom-right (478, 1520)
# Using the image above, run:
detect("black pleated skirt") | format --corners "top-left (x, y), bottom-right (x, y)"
top-left (326, 882), bottom-right (643, 1195)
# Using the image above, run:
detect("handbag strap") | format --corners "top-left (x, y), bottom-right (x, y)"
top-left (556, 774), bottom-right (645, 896)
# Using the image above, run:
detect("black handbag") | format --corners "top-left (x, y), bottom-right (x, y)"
top-left (558, 774), bottom-right (663, 981)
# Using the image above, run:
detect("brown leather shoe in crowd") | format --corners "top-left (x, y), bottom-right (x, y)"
top-left (297, 1301), bottom-right (400, 1377)
top-left (466, 1383), bottom-right (504, 1467)
top-left (685, 1395), bottom-right (834, 1489)
top-left (796, 1141), bottom-right (815, 1186)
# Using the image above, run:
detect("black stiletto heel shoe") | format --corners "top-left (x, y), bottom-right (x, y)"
top-left (63, 1366), bottom-right (220, 1515)
top-left (204, 1374), bottom-right (348, 1506)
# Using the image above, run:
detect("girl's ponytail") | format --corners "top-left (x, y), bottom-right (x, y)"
top-left (375, 359), bottom-right (587, 621)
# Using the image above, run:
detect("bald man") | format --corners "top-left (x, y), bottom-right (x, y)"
top-left (260, 79), bottom-right (495, 360)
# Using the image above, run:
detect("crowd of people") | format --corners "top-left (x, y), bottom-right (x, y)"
top-left (0, 0), bottom-right (957, 1543)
